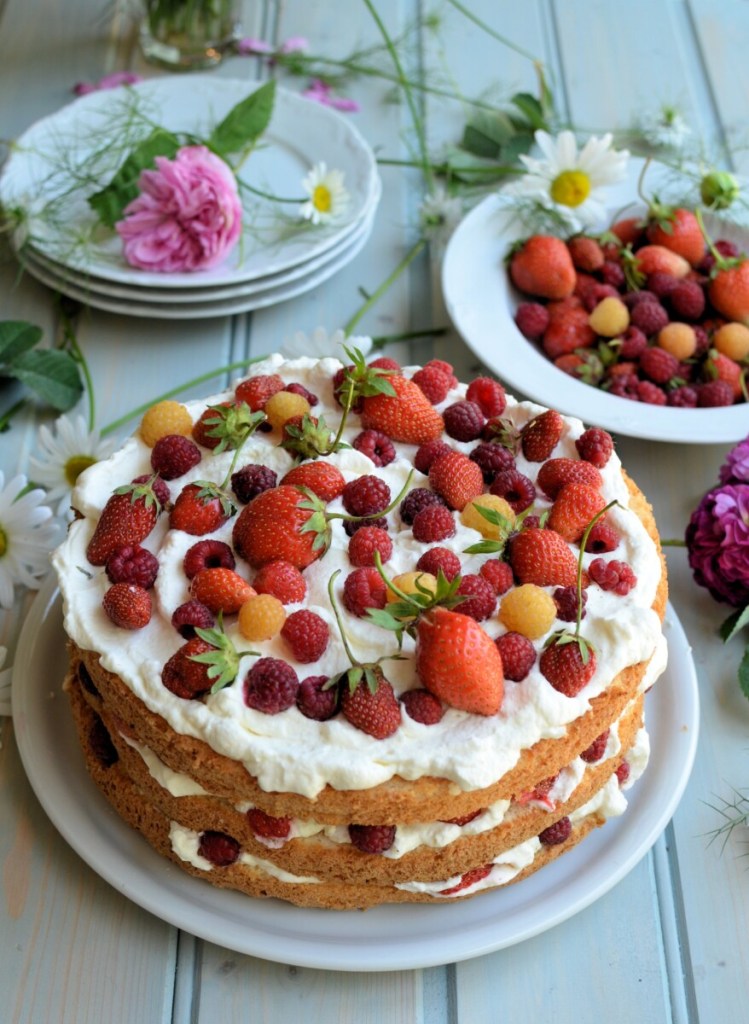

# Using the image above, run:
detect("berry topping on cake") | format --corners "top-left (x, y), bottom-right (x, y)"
top-left (161, 637), bottom-right (218, 699)
top-left (443, 400), bottom-right (485, 442)
top-left (252, 560), bottom-right (307, 603)
top-left (416, 607), bottom-right (504, 716)
top-left (234, 373), bottom-right (285, 411)
top-left (171, 599), bottom-right (215, 639)
top-left (521, 409), bottom-right (564, 462)
top-left (244, 657), bottom-right (299, 713)
top-left (414, 438), bottom-right (452, 474)
top-left (170, 482), bottom-right (236, 536)
top-left (281, 609), bottom-right (330, 662)
top-left (536, 458), bottom-right (603, 499)
top-left (232, 485), bottom-right (325, 569)
top-left (508, 528), bottom-right (579, 587)
top-left (428, 451), bottom-right (484, 511)
top-left (416, 547), bottom-right (461, 580)
top-left (352, 429), bottom-right (396, 467)
top-left (231, 463), bottom-right (278, 504)
top-left (340, 671), bottom-right (402, 739)
top-left (348, 525), bottom-right (393, 567)
top-left (540, 633), bottom-right (597, 697)
top-left (412, 503), bottom-right (456, 543)
top-left (140, 400), bottom-right (192, 447)
top-left (360, 374), bottom-right (445, 444)
top-left (105, 543), bottom-right (159, 588)
top-left (296, 675), bottom-right (338, 721)
top-left (401, 687), bottom-right (444, 725)
top-left (495, 631), bottom-right (536, 681)
top-left (183, 539), bottom-right (236, 579)
top-left (238, 594), bottom-right (286, 641)
top-left (588, 557), bottom-right (638, 595)
top-left (190, 568), bottom-right (255, 615)
top-left (342, 567), bottom-right (388, 617)
top-left (102, 582), bottom-right (152, 630)
top-left (547, 482), bottom-right (607, 543)
top-left (150, 434), bottom-right (202, 480)
top-left (86, 477), bottom-right (164, 566)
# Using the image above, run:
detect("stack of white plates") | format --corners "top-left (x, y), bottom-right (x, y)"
top-left (1, 77), bottom-right (381, 318)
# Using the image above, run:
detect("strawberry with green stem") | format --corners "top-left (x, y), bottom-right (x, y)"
top-left (637, 158), bottom-right (706, 267)
top-left (696, 207), bottom-right (749, 325)
top-left (365, 551), bottom-right (465, 644)
top-left (162, 614), bottom-right (257, 698)
top-left (191, 616), bottom-right (259, 695)
top-left (87, 475), bottom-right (164, 565)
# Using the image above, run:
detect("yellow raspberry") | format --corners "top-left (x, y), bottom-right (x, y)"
top-left (387, 571), bottom-right (438, 615)
top-left (657, 322), bottom-right (696, 360)
top-left (264, 391), bottom-right (311, 430)
top-left (714, 321), bottom-right (749, 361)
top-left (588, 296), bottom-right (629, 338)
top-left (498, 584), bottom-right (556, 639)
top-left (140, 401), bottom-right (193, 447)
top-left (460, 494), bottom-right (516, 539)
top-left (238, 594), bottom-right (286, 642)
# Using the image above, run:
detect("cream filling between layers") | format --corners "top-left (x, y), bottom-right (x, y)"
top-left (54, 354), bottom-right (666, 799)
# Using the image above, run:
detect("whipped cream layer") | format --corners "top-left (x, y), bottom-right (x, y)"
top-left (54, 354), bottom-right (666, 798)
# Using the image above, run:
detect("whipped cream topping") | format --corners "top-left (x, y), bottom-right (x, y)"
top-left (54, 354), bottom-right (666, 799)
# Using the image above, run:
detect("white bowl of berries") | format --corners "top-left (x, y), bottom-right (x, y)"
top-left (442, 158), bottom-right (749, 443)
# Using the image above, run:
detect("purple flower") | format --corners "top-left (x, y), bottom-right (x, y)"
top-left (719, 437), bottom-right (749, 484)
top-left (115, 145), bottom-right (243, 273)
top-left (302, 79), bottom-right (359, 113)
top-left (73, 71), bottom-right (142, 96)
top-left (685, 483), bottom-right (749, 607)
top-left (280, 35), bottom-right (309, 53)
top-left (236, 36), bottom-right (273, 55)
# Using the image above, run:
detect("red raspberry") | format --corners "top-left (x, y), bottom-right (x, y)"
top-left (296, 675), bottom-right (338, 721)
top-left (645, 272), bottom-right (679, 298)
top-left (342, 567), bottom-right (388, 617)
top-left (423, 358), bottom-right (457, 385)
top-left (352, 429), bottom-right (396, 467)
top-left (693, 325), bottom-right (710, 357)
top-left (669, 280), bottom-right (705, 320)
top-left (636, 379), bottom-right (667, 405)
top-left (414, 438), bottom-right (452, 475)
top-left (106, 543), bottom-right (159, 588)
top-left (343, 516), bottom-right (388, 537)
top-left (348, 824), bottom-right (396, 854)
top-left (454, 574), bottom-right (496, 621)
top-left (171, 599), bottom-right (215, 638)
top-left (132, 473), bottom-right (170, 508)
top-left (150, 434), bottom-right (202, 480)
top-left (639, 346), bottom-right (680, 383)
top-left (630, 300), bottom-right (669, 336)
top-left (284, 382), bottom-right (318, 406)
top-left (412, 504), bottom-right (456, 543)
top-left (489, 468), bottom-right (536, 513)
top-left (584, 521), bottom-right (620, 553)
top-left (198, 831), bottom-right (240, 866)
top-left (575, 427), bottom-right (614, 468)
top-left (589, 557), bottom-right (637, 595)
top-left (231, 463), bottom-right (278, 504)
top-left (552, 585), bottom-right (587, 621)
top-left (608, 372), bottom-right (640, 401)
top-left (246, 808), bottom-right (291, 840)
top-left (235, 373), bottom-right (284, 410)
top-left (466, 377), bottom-right (507, 418)
top-left (252, 560), bottom-right (306, 604)
top-left (400, 487), bottom-right (445, 525)
top-left (479, 558), bottom-right (514, 594)
top-left (616, 760), bottom-right (631, 785)
top-left (600, 260), bottom-right (625, 288)
top-left (342, 474), bottom-right (391, 517)
top-left (348, 526), bottom-right (393, 567)
top-left (469, 441), bottom-right (515, 483)
top-left (495, 631), bottom-right (536, 681)
top-left (368, 356), bottom-right (402, 373)
top-left (89, 715), bottom-right (118, 767)
top-left (411, 365), bottom-right (453, 404)
top-left (438, 864), bottom-right (493, 896)
top-left (416, 546), bottom-right (461, 580)
top-left (668, 385), bottom-right (699, 408)
top-left (581, 282), bottom-right (618, 312)
top-left (618, 326), bottom-right (648, 359)
top-left (401, 688), bottom-right (444, 725)
top-left (183, 539), bottom-right (236, 580)
top-left (697, 380), bottom-right (734, 407)
top-left (539, 816), bottom-right (572, 846)
top-left (443, 400), bottom-right (485, 442)
top-left (580, 728), bottom-right (610, 763)
top-left (515, 301), bottom-right (550, 340)
top-left (244, 657), bottom-right (299, 714)
top-left (102, 583), bottom-right (152, 629)
top-left (281, 610), bottom-right (329, 663)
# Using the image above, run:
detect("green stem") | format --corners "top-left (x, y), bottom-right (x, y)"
top-left (442, 0), bottom-right (541, 64)
top-left (236, 178), bottom-right (305, 204)
top-left (58, 303), bottom-right (95, 432)
top-left (370, 326), bottom-right (449, 348)
top-left (660, 538), bottom-right (687, 548)
top-left (377, 157), bottom-right (520, 178)
top-left (0, 396), bottom-right (27, 433)
top-left (101, 355), bottom-right (266, 437)
top-left (327, 570), bottom-right (360, 667)
top-left (344, 237), bottom-right (427, 336)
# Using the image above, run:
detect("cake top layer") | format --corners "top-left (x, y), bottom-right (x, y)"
top-left (53, 354), bottom-right (665, 798)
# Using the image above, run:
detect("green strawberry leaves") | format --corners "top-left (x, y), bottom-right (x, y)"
top-left (192, 619), bottom-right (257, 694)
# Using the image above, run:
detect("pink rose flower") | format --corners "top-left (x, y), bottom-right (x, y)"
top-left (115, 145), bottom-right (243, 273)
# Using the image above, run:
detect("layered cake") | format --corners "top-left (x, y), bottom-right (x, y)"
top-left (53, 353), bottom-right (668, 909)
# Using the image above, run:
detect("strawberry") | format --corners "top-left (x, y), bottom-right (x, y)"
top-left (281, 461), bottom-right (346, 502)
top-left (234, 373), bottom-right (284, 411)
top-left (340, 670), bottom-right (402, 739)
top-left (102, 582), bottom-right (152, 629)
top-left (232, 485), bottom-right (323, 569)
top-left (539, 632), bottom-right (597, 696)
top-left (567, 236), bottom-right (604, 273)
top-left (521, 409), bottom-right (564, 462)
top-left (609, 216), bottom-right (644, 247)
top-left (360, 375), bottom-right (444, 444)
top-left (507, 528), bottom-right (579, 587)
top-left (709, 258), bottom-right (749, 325)
top-left (170, 482), bottom-right (236, 536)
top-left (415, 607), bottom-right (504, 715)
top-left (646, 205), bottom-right (705, 267)
top-left (190, 567), bottom-right (255, 614)
top-left (536, 458), bottom-right (603, 499)
top-left (428, 451), bottom-right (484, 511)
top-left (633, 244), bottom-right (690, 280)
top-left (547, 482), bottom-right (607, 543)
top-left (161, 637), bottom-right (216, 699)
top-left (86, 478), bottom-right (163, 566)
top-left (509, 235), bottom-right (576, 300)
top-left (705, 349), bottom-right (744, 399)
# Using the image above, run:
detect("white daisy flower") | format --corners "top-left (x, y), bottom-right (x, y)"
top-left (0, 473), bottom-right (59, 610)
top-left (419, 184), bottom-right (464, 243)
top-left (0, 646), bottom-right (10, 718)
top-left (504, 129), bottom-right (629, 231)
top-left (639, 105), bottom-right (691, 152)
top-left (281, 326), bottom-right (373, 361)
top-left (300, 163), bottom-right (350, 225)
top-left (29, 414), bottom-right (117, 518)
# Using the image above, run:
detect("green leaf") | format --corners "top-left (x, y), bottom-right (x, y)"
top-left (0, 320), bottom-right (42, 364)
top-left (720, 605), bottom-right (749, 643)
top-left (509, 92), bottom-right (547, 130)
top-left (8, 348), bottom-right (83, 410)
top-left (739, 643), bottom-right (749, 700)
top-left (207, 80), bottom-right (276, 160)
top-left (88, 127), bottom-right (181, 228)
top-left (463, 539), bottom-right (505, 555)
top-left (461, 110), bottom-right (517, 158)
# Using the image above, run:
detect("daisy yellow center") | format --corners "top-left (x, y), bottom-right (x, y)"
top-left (65, 454), bottom-right (97, 488)
top-left (0, 526), bottom-right (6, 559)
top-left (312, 184), bottom-right (332, 213)
top-left (550, 169), bottom-right (591, 208)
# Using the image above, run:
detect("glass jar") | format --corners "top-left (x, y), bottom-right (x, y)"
top-left (139, 0), bottom-right (242, 71)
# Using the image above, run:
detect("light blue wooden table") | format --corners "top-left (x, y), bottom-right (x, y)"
top-left (1, 1), bottom-right (748, 1020)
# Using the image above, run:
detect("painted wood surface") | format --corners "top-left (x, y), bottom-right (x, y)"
top-left (1, 1), bottom-right (747, 1021)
